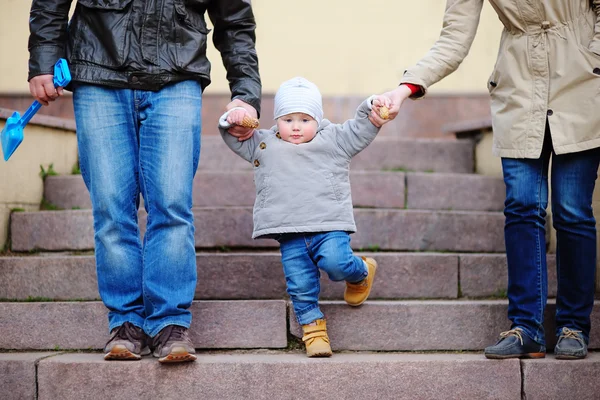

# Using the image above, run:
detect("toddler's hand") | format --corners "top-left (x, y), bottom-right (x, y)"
top-left (369, 95), bottom-right (392, 128)
top-left (226, 109), bottom-right (251, 127)
top-left (225, 99), bottom-right (259, 141)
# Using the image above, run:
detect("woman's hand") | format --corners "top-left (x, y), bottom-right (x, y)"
top-left (381, 85), bottom-right (413, 121)
top-left (369, 95), bottom-right (393, 128)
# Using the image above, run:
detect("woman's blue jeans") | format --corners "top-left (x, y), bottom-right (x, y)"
top-left (502, 128), bottom-right (599, 346)
top-left (278, 231), bottom-right (367, 325)
top-left (73, 82), bottom-right (201, 337)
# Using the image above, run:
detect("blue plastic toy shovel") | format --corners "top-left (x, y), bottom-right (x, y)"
top-left (1, 58), bottom-right (71, 161)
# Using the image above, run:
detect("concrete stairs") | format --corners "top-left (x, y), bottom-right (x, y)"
top-left (2, 134), bottom-right (599, 399)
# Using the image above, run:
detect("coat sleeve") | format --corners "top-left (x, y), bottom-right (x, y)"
top-left (28, 0), bottom-right (73, 81)
top-left (330, 99), bottom-right (381, 159)
top-left (207, 0), bottom-right (262, 117)
top-left (591, 1), bottom-right (600, 55)
top-left (399, 0), bottom-right (485, 98)
top-left (219, 126), bottom-right (264, 163)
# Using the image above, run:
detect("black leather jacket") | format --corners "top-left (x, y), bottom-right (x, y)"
top-left (28, 0), bottom-right (261, 114)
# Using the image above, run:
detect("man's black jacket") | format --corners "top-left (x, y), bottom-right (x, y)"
top-left (28, 0), bottom-right (261, 114)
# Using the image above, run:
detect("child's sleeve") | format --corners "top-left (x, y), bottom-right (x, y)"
top-left (218, 109), bottom-right (263, 163)
top-left (331, 98), bottom-right (381, 158)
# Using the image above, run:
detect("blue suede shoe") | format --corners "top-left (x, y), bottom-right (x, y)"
top-left (554, 328), bottom-right (587, 360)
top-left (484, 328), bottom-right (546, 359)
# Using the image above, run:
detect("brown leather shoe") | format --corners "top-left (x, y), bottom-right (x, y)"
top-left (104, 322), bottom-right (150, 361)
top-left (151, 325), bottom-right (197, 363)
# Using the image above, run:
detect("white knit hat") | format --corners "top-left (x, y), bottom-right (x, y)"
top-left (273, 77), bottom-right (323, 126)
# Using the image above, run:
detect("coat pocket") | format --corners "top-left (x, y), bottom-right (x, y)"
top-left (256, 175), bottom-right (270, 209)
top-left (173, 1), bottom-right (210, 73)
top-left (325, 172), bottom-right (342, 203)
top-left (70, 0), bottom-right (134, 67)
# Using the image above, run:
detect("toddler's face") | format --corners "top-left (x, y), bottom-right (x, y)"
top-left (276, 113), bottom-right (318, 144)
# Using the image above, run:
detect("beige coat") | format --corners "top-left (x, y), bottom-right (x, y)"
top-left (401, 0), bottom-right (600, 158)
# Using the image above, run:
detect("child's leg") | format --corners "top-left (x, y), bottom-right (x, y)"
top-left (310, 231), bottom-right (377, 306)
top-left (279, 234), bottom-right (332, 357)
top-left (311, 231), bottom-right (368, 283)
top-left (279, 235), bottom-right (324, 325)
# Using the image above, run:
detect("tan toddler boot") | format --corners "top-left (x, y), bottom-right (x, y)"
top-left (344, 256), bottom-right (377, 306)
top-left (301, 319), bottom-right (332, 357)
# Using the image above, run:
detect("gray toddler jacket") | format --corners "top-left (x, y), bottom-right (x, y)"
top-left (219, 99), bottom-right (380, 239)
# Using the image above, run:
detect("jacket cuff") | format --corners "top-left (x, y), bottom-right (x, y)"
top-left (399, 70), bottom-right (429, 100)
top-left (230, 77), bottom-right (262, 118)
top-left (28, 45), bottom-right (64, 81)
top-left (218, 107), bottom-right (247, 129)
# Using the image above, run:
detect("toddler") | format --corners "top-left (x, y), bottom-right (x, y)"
top-left (218, 77), bottom-right (391, 357)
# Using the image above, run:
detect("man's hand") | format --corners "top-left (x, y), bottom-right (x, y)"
top-left (225, 99), bottom-right (258, 141)
top-left (381, 85), bottom-right (413, 121)
top-left (29, 74), bottom-right (64, 106)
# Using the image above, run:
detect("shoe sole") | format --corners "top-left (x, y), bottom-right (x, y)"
top-left (346, 260), bottom-right (377, 307)
top-left (485, 352), bottom-right (546, 360)
top-left (104, 344), bottom-right (142, 361)
top-left (158, 346), bottom-right (197, 363)
top-left (555, 354), bottom-right (586, 360)
top-left (307, 351), bottom-right (333, 358)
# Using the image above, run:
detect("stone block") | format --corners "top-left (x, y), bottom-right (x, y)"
top-left (288, 300), bottom-right (600, 351)
top-left (11, 208), bottom-right (505, 252)
top-left (43, 175), bottom-right (90, 209)
top-left (522, 353), bottom-right (600, 400)
top-left (407, 172), bottom-right (504, 211)
top-left (460, 254), bottom-right (557, 298)
top-left (0, 300), bottom-right (287, 350)
top-left (199, 136), bottom-right (474, 173)
top-left (0, 252), bottom-right (456, 301)
top-left (0, 352), bottom-right (58, 400)
top-left (353, 209), bottom-right (505, 252)
top-left (37, 352), bottom-right (520, 400)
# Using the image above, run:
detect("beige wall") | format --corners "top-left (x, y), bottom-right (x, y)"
top-left (0, 0), bottom-right (503, 95)
top-left (0, 122), bottom-right (78, 248)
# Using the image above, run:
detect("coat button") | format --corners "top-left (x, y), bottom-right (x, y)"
top-left (259, 142), bottom-right (266, 149)
top-left (489, 81), bottom-right (497, 88)
top-left (594, 68), bottom-right (600, 75)
top-left (254, 159), bottom-right (260, 167)
top-left (131, 76), bottom-right (139, 83)
top-left (276, 133), bottom-right (281, 139)
top-left (541, 21), bottom-right (551, 30)
top-left (547, 109), bottom-right (554, 116)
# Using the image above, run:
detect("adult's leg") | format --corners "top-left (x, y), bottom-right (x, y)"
top-left (73, 84), bottom-right (145, 331)
top-left (501, 134), bottom-right (552, 346)
top-left (136, 81), bottom-right (201, 337)
top-left (551, 146), bottom-right (600, 343)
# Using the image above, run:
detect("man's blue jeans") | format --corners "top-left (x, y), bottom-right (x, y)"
top-left (278, 231), bottom-right (367, 325)
top-left (73, 81), bottom-right (201, 337)
top-left (502, 129), bottom-right (599, 346)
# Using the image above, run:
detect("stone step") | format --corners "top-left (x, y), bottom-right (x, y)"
top-left (1, 300), bottom-right (597, 352)
top-left (0, 300), bottom-right (286, 350)
top-left (44, 171), bottom-right (504, 211)
top-left (199, 135), bottom-right (474, 173)
top-left (4, 351), bottom-right (599, 400)
top-left (0, 253), bottom-right (558, 301)
top-left (288, 300), bottom-right (600, 351)
top-left (10, 208), bottom-right (505, 252)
